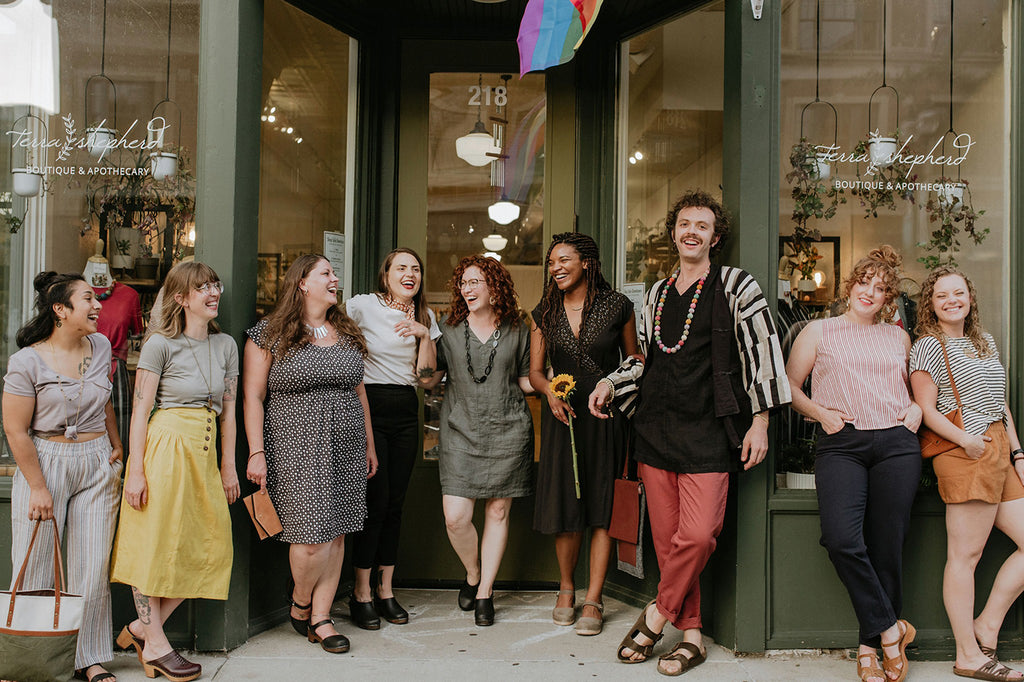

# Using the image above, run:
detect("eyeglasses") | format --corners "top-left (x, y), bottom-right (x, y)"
top-left (459, 278), bottom-right (484, 290)
top-left (196, 281), bottom-right (224, 294)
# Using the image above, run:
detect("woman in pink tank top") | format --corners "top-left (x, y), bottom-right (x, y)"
top-left (786, 246), bottom-right (922, 682)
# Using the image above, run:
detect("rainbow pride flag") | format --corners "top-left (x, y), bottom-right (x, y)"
top-left (517, 0), bottom-right (604, 76)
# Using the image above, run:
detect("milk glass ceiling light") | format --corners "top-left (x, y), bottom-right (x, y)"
top-left (455, 74), bottom-right (499, 166)
top-left (482, 234), bottom-right (508, 251)
top-left (487, 199), bottom-right (520, 225)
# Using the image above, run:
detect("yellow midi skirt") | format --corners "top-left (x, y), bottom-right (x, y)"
top-left (111, 407), bottom-right (232, 599)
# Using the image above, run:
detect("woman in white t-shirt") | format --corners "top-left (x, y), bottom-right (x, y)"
top-left (346, 248), bottom-right (440, 629)
top-left (910, 266), bottom-right (1024, 681)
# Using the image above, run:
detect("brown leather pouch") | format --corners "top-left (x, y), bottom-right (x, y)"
top-left (242, 489), bottom-right (283, 540)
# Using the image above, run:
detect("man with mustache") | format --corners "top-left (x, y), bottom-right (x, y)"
top-left (588, 189), bottom-right (791, 676)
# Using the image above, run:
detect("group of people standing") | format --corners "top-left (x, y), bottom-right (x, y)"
top-left (4, 188), bottom-right (1024, 682)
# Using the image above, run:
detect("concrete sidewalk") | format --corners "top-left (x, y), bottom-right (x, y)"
top-left (102, 589), bottom-right (995, 680)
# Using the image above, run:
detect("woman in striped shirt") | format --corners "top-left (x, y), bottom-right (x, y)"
top-left (786, 246), bottom-right (922, 682)
top-left (909, 267), bottom-right (1024, 681)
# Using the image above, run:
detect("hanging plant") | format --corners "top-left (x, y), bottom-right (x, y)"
top-left (2, 208), bottom-right (27, 234)
top-left (917, 178), bottom-right (987, 269)
top-left (786, 138), bottom-right (845, 237)
top-left (850, 131), bottom-right (916, 218)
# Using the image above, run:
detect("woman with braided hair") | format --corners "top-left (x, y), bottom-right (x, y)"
top-left (529, 233), bottom-right (638, 636)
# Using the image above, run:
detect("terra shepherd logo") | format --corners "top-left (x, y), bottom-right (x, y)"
top-left (5, 114), bottom-right (172, 175)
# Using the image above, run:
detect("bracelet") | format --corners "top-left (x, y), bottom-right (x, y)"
top-left (754, 412), bottom-right (770, 425)
top-left (1012, 448), bottom-right (1024, 462)
top-left (248, 450), bottom-right (265, 460)
top-left (597, 377), bottom-right (615, 400)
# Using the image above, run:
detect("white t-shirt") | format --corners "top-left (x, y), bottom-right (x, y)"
top-left (346, 293), bottom-right (441, 386)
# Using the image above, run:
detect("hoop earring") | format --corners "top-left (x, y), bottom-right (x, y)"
top-left (300, 288), bottom-right (308, 295)
top-left (55, 318), bottom-right (62, 328)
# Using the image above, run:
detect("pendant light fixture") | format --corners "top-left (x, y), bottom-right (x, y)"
top-left (481, 234), bottom-right (509, 251)
top-left (455, 74), bottom-right (500, 166)
top-left (798, 0), bottom-right (838, 180)
top-left (150, 0), bottom-right (181, 181)
top-left (867, 0), bottom-right (900, 168)
top-left (487, 74), bottom-right (520, 225)
top-left (85, 0), bottom-right (118, 159)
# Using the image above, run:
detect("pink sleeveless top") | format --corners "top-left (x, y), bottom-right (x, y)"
top-left (810, 316), bottom-right (911, 430)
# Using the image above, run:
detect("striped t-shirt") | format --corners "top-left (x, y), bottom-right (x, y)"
top-left (909, 334), bottom-right (1006, 435)
top-left (810, 316), bottom-right (912, 430)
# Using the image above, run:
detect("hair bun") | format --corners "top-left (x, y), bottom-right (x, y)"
top-left (33, 271), bottom-right (60, 294)
top-left (868, 245), bottom-right (902, 270)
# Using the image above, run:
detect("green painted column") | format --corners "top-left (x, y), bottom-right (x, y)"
top-left (1010, 0), bottom-right (1024, 426)
top-left (718, 0), bottom-right (780, 653)
top-left (193, 0), bottom-right (263, 650)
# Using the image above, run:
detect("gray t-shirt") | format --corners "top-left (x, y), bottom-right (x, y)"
top-left (137, 332), bottom-right (239, 415)
top-left (3, 333), bottom-right (113, 436)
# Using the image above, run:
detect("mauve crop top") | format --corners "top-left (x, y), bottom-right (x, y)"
top-left (3, 333), bottom-right (113, 436)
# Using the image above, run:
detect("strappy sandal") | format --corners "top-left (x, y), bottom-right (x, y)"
top-left (73, 668), bottom-right (116, 682)
top-left (616, 599), bottom-right (663, 663)
top-left (857, 652), bottom-right (885, 682)
top-left (881, 619), bottom-right (916, 682)
top-left (980, 644), bottom-right (1000, 661)
top-left (954, 659), bottom-right (1023, 680)
top-left (575, 600), bottom-right (603, 636)
top-left (657, 641), bottom-right (706, 677)
top-left (552, 588), bottom-right (575, 626)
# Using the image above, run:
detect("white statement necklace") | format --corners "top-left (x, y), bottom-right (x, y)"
top-left (306, 324), bottom-right (329, 340)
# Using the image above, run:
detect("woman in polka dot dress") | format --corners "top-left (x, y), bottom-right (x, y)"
top-left (243, 254), bottom-right (378, 654)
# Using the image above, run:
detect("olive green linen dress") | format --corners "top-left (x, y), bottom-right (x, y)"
top-left (436, 319), bottom-right (534, 499)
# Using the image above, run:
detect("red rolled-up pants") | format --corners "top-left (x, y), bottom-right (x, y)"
top-left (638, 462), bottom-right (729, 631)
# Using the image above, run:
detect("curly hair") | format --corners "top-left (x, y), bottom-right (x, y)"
top-left (915, 265), bottom-right (992, 358)
top-left (664, 189), bottom-right (732, 258)
top-left (446, 255), bottom-right (522, 328)
top-left (534, 233), bottom-right (611, 344)
top-left (841, 245), bottom-right (902, 323)
top-left (16, 271), bottom-right (87, 348)
top-left (260, 254), bottom-right (367, 360)
top-left (154, 262), bottom-right (223, 339)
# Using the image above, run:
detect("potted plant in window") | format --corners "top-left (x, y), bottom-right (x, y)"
top-left (851, 131), bottom-right (916, 219)
top-left (780, 435), bottom-right (817, 489)
top-left (918, 178), bottom-right (988, 269)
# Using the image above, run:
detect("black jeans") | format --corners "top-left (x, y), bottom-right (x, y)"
top-left (814, 424), bottom-right (921, 647)
top-left (351, 384), bottom-right (419, 570)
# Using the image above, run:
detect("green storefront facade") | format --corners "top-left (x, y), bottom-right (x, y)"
top-left (2, 0), bottom-right (1024, 658)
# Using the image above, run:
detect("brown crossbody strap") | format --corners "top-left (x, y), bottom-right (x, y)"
top-left (936, 336), bottom-right (964, 411)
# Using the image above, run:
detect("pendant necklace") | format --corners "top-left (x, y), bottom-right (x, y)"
top-left (47, 339), bottom-right (86, 440)
top-left (653, 267), bottom-right (709, 354)
top-left (464, 320), bottom-right (500, 383)
top-left (306, 323), bottom-right (329, 340)
top-left (184, 334), bottom-right (214, 409)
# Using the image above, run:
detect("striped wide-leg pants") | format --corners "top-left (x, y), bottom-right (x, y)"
top-left (10, 436), bottom-right (122, 669)
top-left (111, 358), bottom-right (131, 455)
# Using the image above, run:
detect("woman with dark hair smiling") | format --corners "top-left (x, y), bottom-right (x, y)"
top-left (4, 271), bottom-right (122, 682)
top-left (911, 266), bottom-right (1024, 681)
top-left (421, 255), bottom-right (533, 627)
top-left (529, 233), bottom-right (637, 636)
top-left (244, 254), bottom-right (377, 654)
top-left (346, 248), bottom-right (440, 629)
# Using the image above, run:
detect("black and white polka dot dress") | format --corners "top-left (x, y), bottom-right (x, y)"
top-left (247, 320), bottom-right (367, 544)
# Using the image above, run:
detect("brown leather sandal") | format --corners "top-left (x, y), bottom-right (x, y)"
top-left (657, 641), bottom-right (706, 677)
top-left (881, 619), bottom-right (916, 682)
top-left (857, 652), bottom-right (885, 682)
top-left (616, 599), bottom-right (663, 663)
top-left (953, 659), bottom-right (1023, 680)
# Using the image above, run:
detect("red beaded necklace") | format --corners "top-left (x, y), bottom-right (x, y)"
top-left (653, 267), bottom-right (709, 354)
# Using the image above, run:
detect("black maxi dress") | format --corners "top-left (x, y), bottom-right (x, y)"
top-left (532, 290), bottom-right (633, 534)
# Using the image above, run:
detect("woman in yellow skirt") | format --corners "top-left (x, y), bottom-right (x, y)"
top-left (110, 262), bottom-right (240, 682)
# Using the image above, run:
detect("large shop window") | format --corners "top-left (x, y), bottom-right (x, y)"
top-left (1, 0), bottom-right (200, 459)
top-left (776, 0), bottom-right (1011, 488)
top-left (255, 0), bottom-right (355, 316)
top-left (619, 4), bottom-right (724, 291)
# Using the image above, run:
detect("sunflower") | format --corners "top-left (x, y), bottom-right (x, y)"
top-left (550, 374), bottom-right (576, 399)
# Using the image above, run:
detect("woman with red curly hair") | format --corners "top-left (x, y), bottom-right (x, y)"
top-left (422, 255), bottom-right (533, 627)
top-left (786, 246), bottom-right (922, 682)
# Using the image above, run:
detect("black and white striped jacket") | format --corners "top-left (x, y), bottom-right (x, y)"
top-left (606, 266), bottom-right (791, 420)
